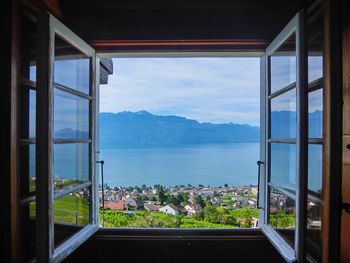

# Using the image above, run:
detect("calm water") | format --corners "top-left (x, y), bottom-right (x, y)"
top-left (28, 142), bottom-right (322, 192)
top-left (99, 143), bottom-right (260, 187)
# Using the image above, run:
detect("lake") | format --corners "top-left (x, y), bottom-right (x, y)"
top-left (99, 143), bottom-right (260, 187)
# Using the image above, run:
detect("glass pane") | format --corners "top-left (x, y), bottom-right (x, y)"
top-left (308, 11), bottom-right (323, 84)
top-left (307, 199), bottom-right (322, 261)
top-left (54, 143), bottom-right (89, 192)
top-left (308, 144), bottom-right (322, 194)
top-left (270, 143), bottom-right (296, 191)
top-left (308, 56), bottom-right (323, 83)
top-left (20, 145), bottom-right (36, 198)
top-left (54, 188), bottom-right (90, 247)
top-left (20, 89), bottom-right (36, 140)
top-left (270, 33), bottom-right (296, 93)
top-left (271, 89), bottom-right (296, 138)
top-left (269, 186), bottom-right (296, 247)
top-left (29, 90), bottom-right (36, 139)
top-left (54, 88), bottom-right (89, 139)
top-left (309, 89), bottom-right (323, 138)
top-left (54, 35), bottom-right (90, 94)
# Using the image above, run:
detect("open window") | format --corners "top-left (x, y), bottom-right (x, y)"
top-left (35, 12), bottom-right (99, 262)
top-left (259, 9), bottom-right (324, 262)
top-left (20, 6), bottom-right (326, 263)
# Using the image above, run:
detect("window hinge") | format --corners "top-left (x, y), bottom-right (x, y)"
top-left (341, 202), bottom-right (350, 214)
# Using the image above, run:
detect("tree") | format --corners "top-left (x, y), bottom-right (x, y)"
top-left (176, 193), bottom-right (184, 204)
top-left (183, 192), bottom-right (190, 204)
top-left (157, 186), bottom-right (166, 205)
top-left (165, 194), bottom-right (178, 205)
top-left (224, 183), bottom-right (228, 188)
top-left (195, 195), bottom-right (206, 208)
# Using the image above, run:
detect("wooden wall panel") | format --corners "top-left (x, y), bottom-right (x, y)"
top-left (341, 0), bottom-right (350, 261)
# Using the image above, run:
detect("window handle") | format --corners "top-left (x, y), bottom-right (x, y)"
top-left (257, 161), bottom-right (264, 210)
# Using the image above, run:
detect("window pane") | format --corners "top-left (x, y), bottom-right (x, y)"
top-left (308, 144), bottom-right (322, 194)
top-left (54, 143), bottom-right (89, 192)
top-left (270, 33), bottom-right (296, 93)
top-left (29, 90), bottom-right (36, 139)
top-left (54, 188), bottom-right (90, 247)
top-left (270, 143), bottom-right (296, 191)
top-left (269, 187), bottom-right (296, 247)
top-left (271, 89), bottom-right (296, 138)
top-left (54, 35), bottom-right (90, 94)
top-left (20, 89), bottom-right (36, 140)
top-left (308, 56), bottom-right (323, 83)
top-left (54, 88), bottom-right (89, 139)
top-left (309, 89), bottom-right (323, 138)
top-left (307, 200), bottom-right (322, 261)
top-left (20, 145), bottom-right (36, 198)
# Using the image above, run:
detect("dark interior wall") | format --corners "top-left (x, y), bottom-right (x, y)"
top-left (58, 0), bottom-right (302, 44)
top-left (63, 229), bottom-right (285, 263)
top-left (3, 0), bottom-right (15, 262)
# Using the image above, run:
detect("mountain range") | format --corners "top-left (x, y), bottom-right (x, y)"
top-left (99, 111), bottom-right (260, 149)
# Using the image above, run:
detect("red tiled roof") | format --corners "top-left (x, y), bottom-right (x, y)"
top-left (105, 200), bottom-right (125, 210)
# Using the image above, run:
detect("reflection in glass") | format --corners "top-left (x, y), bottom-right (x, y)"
top-left (29, 90), bottom-right (36, 139)
top-left (54, 88), bottom-right (89, 139)
top-left (307, 200), bottom-right (322, 261)
top-left (271, 89), bottom-right (296, 138)
top-left (30, 66), bottom-right (36, 82)
top-left (54, 35), bottom-right (90, 94)
top-left (308, 56), bottom-right (323, 83)
top-left (269, 187), bottom-right (296, 247)
top-left (309, 89), bottom-right (323, 138)
top-left (54, 143), bottom-right (89, 192)
top-left (270, 33), bottom-right (296, 93)
top-left (270, 143), bottom-right (296, 190)
top-left (308, 144), bottom-right (322, 194)
top-left (54, 188), bottom-right (90, 247)
top-left (20, 145), bottom-right (36, 198)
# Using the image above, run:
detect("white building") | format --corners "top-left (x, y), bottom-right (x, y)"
top-left (159, 204), bottom-right (179, 216)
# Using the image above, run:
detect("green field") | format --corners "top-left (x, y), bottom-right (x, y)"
top-left (30, 194), bottom-right (89, 225)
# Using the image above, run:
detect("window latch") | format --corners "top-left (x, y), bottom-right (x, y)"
top-left (341, 202), bottom-right (350, 214)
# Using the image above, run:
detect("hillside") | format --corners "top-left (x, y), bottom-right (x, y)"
top-left (99, 111), bottom-right (260, 149)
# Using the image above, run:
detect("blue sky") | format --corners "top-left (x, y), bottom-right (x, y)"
top-left (100, 57), bottom-right (261, 126)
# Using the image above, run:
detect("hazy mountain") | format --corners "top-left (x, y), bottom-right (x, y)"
top-left (99, 111), bottom-right (260, 149)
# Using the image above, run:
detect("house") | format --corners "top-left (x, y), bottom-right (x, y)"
top-left (144, 204), bottom-right (161, 213)
top-left (185, 204), bottom-right (203, 216)
top-left (159, 204), bottom-right (187, 216)
top-left (125, 199), bottom-right (144, 211)
top-left (104, 200), bottom-right (126, 211)
top-left (159, 204), bottom-right (179, 216)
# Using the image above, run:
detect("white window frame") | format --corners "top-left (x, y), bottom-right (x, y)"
top-left (259, 10), bottom-right (308, 263)
top-left (36, 12), bottom-right (99, 263)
